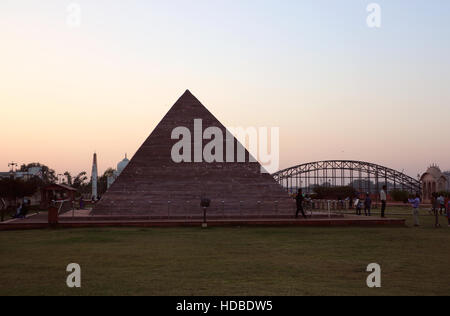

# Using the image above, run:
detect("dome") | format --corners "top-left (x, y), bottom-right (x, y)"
top-left (117, 154), bottom-right (130, 174)
top-left (426, 166), bottom-right (442, 179)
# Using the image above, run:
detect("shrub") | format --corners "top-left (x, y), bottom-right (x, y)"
top-left (312, 185), bottom-right (357, 200)
top-left (390, 189), bottom-right (410, 202)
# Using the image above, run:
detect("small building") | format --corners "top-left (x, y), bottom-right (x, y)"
top-left (40, 183), bottom-right (77, 209)
top-left (0, 172), bottom-right (12, 179)
top-left (420, 165), bottom-right (448, 202)
top-left (0, 167), bottom-right (42, 181)
top-left (107, 154), bottom-right (130, 189)
top-left (444, 171), bottom-right (450, 192)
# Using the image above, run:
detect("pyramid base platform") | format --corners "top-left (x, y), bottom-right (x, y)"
top-left (0, 212), bottom-right (405, 231)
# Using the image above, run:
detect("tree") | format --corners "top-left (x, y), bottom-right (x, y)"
top-left (98, 168), bottom-right (115, 196)
top-left (390, 189), bottom-right (409, 203)
top-left (72, 171), bottom-right (88, 190)
top-left (313, 185), bottom-right (358, 200)
top-left (0, 178), bottom-right (39, 202)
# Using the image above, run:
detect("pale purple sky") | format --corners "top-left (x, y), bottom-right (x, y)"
top-left (1, 0), bottom-right (449, 178)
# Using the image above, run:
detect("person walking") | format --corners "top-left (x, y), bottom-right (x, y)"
top-left (408, 193), bottom-right (421, 227)
top-left (380, 185), bottom-right (387, 218)
top-left (364, 193), bottom-right (372, 216)
top-left (295, 189), bottom-right (306, 219)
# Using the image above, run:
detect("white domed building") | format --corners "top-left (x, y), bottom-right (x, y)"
top-left (107, 154), bottom-right (130, 189)
top-left (420, 165), bottom-right (448, 202)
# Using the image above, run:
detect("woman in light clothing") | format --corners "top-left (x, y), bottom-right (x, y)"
top-left (408, 193), bottom-right (421, 227)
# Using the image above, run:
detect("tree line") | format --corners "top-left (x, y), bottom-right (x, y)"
top-left (0, 163), bottom-right (115, 203)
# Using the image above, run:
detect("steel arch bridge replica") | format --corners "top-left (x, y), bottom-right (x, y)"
top-left (272, 160), bottom-right (421, 194)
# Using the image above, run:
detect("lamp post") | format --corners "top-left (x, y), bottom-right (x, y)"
top-left (8, 162), bottom-right (18, 179)
top-left (8, 162), bottom-right (18, 172)
top-left (200, 198), bottom-right (211, 228)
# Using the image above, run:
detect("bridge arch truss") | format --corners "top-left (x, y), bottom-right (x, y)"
top-left (272, 160), bottom-right (421, 194)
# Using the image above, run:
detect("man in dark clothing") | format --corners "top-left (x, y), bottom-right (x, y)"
top-left (295, 189), bottom-right (306, 219)
top-left (380, 185), bottom-right (387, 218)
top-left (364, 193), bottom-right (372, 216)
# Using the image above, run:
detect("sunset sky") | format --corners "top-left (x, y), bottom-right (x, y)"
top-left (1, 0), bottom-right (449, 178)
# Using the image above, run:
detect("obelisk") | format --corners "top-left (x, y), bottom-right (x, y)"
top-left (91, 152), bottom-right (98, 200)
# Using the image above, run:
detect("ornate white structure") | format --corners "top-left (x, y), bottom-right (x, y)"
top-left (107, 154), bottom-right (130, 189)
top-left (420, 165), bottom-right (448, 202)
top-left (91, 153), bottom-right (98, 200)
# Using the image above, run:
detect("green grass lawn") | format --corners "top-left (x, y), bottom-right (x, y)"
top-left (0, 207), bottom-right (449, 296)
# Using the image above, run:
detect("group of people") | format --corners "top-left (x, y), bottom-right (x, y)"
top-left (352, 185), bottom-right (388, 218)
top-left (408, 192), bottom-right (450, 228)
top-left (294, 185), bottom-right (450, 228)
top-left (432, 193), bottom-right (448, 216)
top-left (354, 193), bottom-right (373, 217)
top-left (294, 186), bottom-right (390, 219)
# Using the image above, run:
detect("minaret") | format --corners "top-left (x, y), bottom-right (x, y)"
top-left (91, 153), bottom-right (98, 200)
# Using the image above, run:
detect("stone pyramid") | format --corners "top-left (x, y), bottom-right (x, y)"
top-left (93, 90), bottom-right (294, 217)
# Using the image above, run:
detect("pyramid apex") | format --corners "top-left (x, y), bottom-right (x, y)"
top-left (175, 89), bottom-right (202, 105)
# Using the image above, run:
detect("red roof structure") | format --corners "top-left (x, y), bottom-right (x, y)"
top-left (41, 183), bottom-right (77, 209)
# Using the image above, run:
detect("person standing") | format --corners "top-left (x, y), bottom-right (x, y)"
top-left (354, 195), bottom-right (362, 216)
top-left (447, 199), bottom-right (450, 227)
top-left (79, 197), bottom-right (85, 210)
top-left (13, 203), bottom-right (22, 219)
top-left (431, 193), bottom-right (437, 216)
top-left (380, 185), bottom-right (387, 218)
top-left (19, 200), bottom-right (29, 219)
top-left (408, 193), bottom-right (421, 227)
top-left (364, 193), bottom-right (372, 216)
top-left (295, 189), bottom-right (306, 219)
top-left (438, 194), bottom-right (446, 215)
top-left (432, 193), bottom-right (440, 228)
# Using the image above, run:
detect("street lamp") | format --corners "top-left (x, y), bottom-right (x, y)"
top-left (8, 162), bottom-right (18, 172)
top-left (200, 198), bottom-right (211, 228)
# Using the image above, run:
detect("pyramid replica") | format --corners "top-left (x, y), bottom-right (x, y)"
top-left (93, 91), bottom-right (294, 217)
